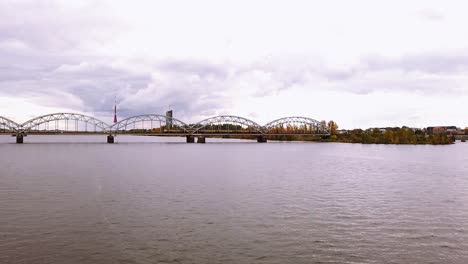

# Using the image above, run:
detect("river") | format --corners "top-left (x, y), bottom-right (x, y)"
top-left (1, 135), bottom-right (468, 263)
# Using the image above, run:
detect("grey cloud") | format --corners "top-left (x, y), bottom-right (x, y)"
top-left (0, 66), bottom-right (44, 82)
top-left (334, 75), bottom-right (461, 95)
top-left (239, 57), bottom-right (325, 97)
top-left (239, 51), bottom-right (468, 96)
top-left (0, 56), bottom-right (230, 122)
top-left (0, 1), bottom-right (117, 53)
top-left (324, 70), bottom-right (356, 81)
top-left (68, 64), bottom-right (225, 120)
top-left (271, 52), bottom-right (468, 95)
top-left (158, 60), bottom-right (230, 79)
top-left (2, 0), bottom-right (468, 120)
top-left (362, 52), bottom-right (468, 74)
top-left (4, 48), bottom-right (468, 119)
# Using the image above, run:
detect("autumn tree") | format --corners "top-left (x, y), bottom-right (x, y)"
top-left (383, 130), bottom-right (394, 144)
top-left (372, 128), bottom-right (382, 138)
top-left (320, 120), bottom-right (327, 129)
top-left (327, 121), bottom-right (339, 135)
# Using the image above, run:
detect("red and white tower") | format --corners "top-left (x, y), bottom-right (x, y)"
top-left (113, 97), bottom-right (118, 124)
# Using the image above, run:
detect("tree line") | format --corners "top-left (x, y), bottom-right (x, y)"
top-left (121, 119), bottom-right (455, 145)
top-left (268, 121), bottom-right (454, 145)
top-left (329, 127), bottom-right (454, 145)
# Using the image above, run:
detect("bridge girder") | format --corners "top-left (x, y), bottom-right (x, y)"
top-left (190, 115), bottom-right (264, 134)
top-left (110, 114), bottom-right (189, 133)
top-left (263, 116), bottom-right (330, 134)
top-left (0, 116), bottom-right (20, 132)
top-left (19, 113), bottom-right (110, 133)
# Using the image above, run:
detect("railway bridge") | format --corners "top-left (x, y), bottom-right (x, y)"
top-left (1, 113), bottom-right (330, 143)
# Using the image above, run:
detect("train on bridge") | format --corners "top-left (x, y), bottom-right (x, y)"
top-left (0, 113), bottom-right (330, 144)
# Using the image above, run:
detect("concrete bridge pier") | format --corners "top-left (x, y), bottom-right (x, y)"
top-left (257, 135), bottom-right (267, 143)
top-left (107, 135), bottom-right (114, 144)
top-left (186, 135), bottom-right (195, 143)
top-left (16, 134), bottom-right (24, 144)
top-left (197, 136), bottom-right (206, 143)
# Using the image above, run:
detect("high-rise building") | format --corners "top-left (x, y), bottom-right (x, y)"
top-left (166, 110), bottom-right (173, 129)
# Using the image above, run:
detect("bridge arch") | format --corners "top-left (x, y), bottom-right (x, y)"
top-left (110, 114), bottom-right (189, 133)
top-left (0, 116), bottom-right (19, 132)
top-left (190, 115), bottom-right (264, 134)
top-left (20, 113), bottom-right (110, 133)
top-left (263, 116), bottom-right (330, 134)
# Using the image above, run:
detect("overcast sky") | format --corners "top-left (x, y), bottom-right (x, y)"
top-left (1, 0), bottom-right (468, 128)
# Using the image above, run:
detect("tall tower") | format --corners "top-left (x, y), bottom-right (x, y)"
top-left (113, 98), bottom-right (118, 124)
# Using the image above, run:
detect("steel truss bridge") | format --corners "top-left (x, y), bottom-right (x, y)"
top-left (1, 113), bottom-right (330, 143)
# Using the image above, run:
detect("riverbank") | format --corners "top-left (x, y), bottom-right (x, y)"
top-left (208, 131), bottom-right (455, 145)
top-left (325, 128), bottom-right (454, 145)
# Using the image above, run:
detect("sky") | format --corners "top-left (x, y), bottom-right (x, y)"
top-left (1, 0), bottom-right (468, 128)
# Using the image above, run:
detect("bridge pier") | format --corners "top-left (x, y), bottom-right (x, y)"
top-left (107, 135), bottom-right (114, 144)
top-left (197, 136), bottom-right (206, 143)
top-left (186, 135), bottom-right (195, 143)
top-left (257, 135), bottom-right (267, 143)
top-left (16, 134), bottom-right (24, 144)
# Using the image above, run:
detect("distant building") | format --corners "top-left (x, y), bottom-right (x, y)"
top-left (336, 129), bottom-right (348, 134)
top-left (366, 127), bottom-right (388, 133)
top-left (166, 110), bottom-right (173, 129)
top-left (446, 127), bottom-right (458, 134)
top-left (426, 126), bottom-right (457, 134)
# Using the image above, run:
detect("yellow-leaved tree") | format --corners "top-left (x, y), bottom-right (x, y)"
top-left (327, 121), bottom-right (339, 135)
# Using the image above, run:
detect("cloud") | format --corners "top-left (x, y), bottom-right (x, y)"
top-left (0, 58), bottom-right (234, 122)
top-left (362, 52), bottom-right (468, 74)
top-left (0, 0), bottom-right (118, 52)
top-left (420, 9), bottom-right (445, 22)
top-left (1, 0), bottom-right (468, 128)
top-left (157, 60), bottom-right (230, 79)
top-left (2, 51), bottom-right (468, 124)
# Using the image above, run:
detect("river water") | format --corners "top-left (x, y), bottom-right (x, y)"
top-left (1, 135), bottom-right (468, 264)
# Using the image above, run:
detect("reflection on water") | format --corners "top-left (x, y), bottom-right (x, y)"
top-left (1, 135), bottom-right (468, 264)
